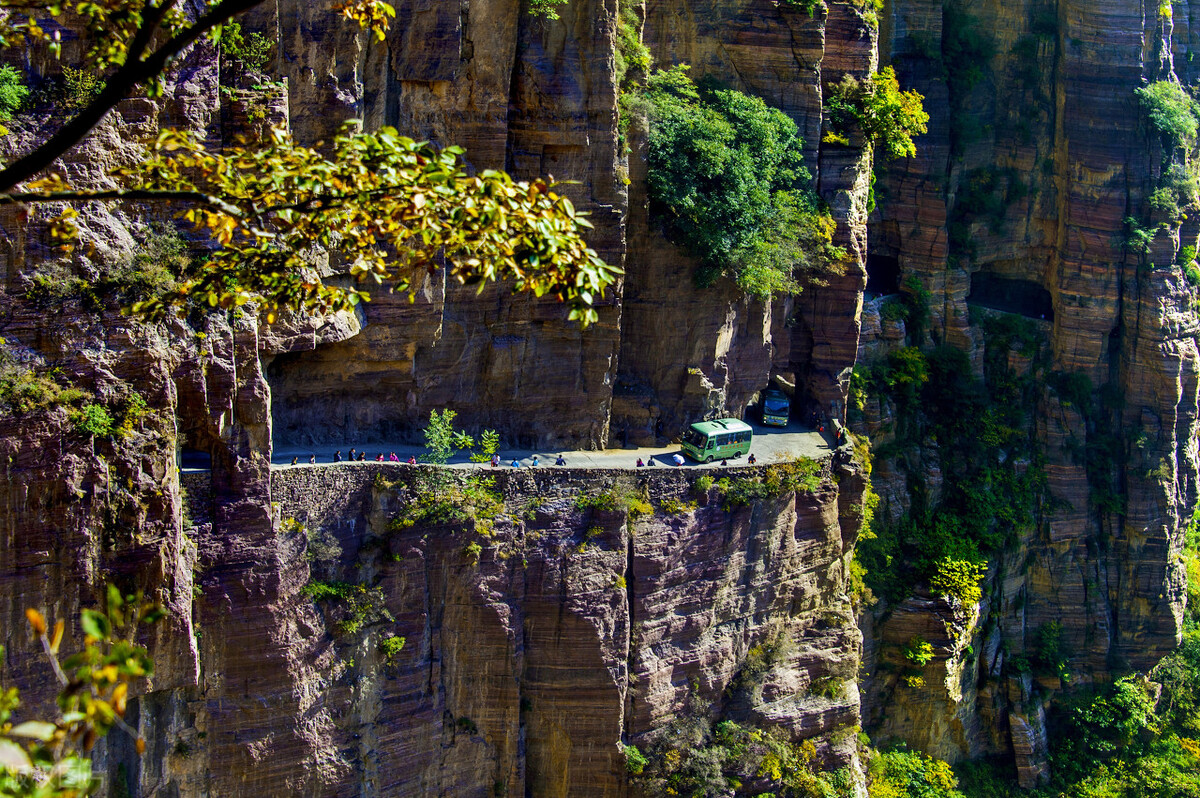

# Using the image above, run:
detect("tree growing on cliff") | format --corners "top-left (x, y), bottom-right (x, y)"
top-left (825, 67), bottom-right (929, 160)
top-left (0, 0), bottom-right (619, 325)
top-left (422, 409), bottom-right (474, 465)
top-left (644, 65), bottom-right (846, 299)
top-left (1137, 79), bottom-right (1200, 151)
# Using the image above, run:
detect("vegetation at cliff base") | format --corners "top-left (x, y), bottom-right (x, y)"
top-left (644, 65), bottom-right (845, 299)
top-left (868, 747), bottom-right (963, 798)
top-left (945, 641), bottom-right (1200, 798)
top-left (630, 703), bottom-right (854, 797)
top-left (873, 549), bottom-right (1200, 798)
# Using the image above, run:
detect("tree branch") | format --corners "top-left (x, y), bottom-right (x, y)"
top-left (0, 0), bottom-right (267, 192)
top-left (124, 0), bottom-right (179, 70)
top-left (0, 187), bottom-right (246, 218)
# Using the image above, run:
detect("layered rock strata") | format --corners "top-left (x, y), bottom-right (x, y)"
top-left (259, 0), bottom-right (875, 449)
top-left (859, 0), bottom-right (1200, 784)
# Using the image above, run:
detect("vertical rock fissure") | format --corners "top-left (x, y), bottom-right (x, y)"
top-left (622, 512), bottom-right (636, 743)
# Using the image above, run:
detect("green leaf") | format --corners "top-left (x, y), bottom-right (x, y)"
top-left (0, 739), bottom-right (32, 773)
top-left (80, 609), bottom-right (110, 641)
top-left (9, 721), bottom-right (57, 741)
top-left (106, 584), bottom-right (124, 626)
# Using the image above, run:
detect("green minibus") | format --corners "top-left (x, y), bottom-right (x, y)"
top-left (761, 388), bottom-right (790, 427)
top-left (681, 418), bottom-right (753, 463)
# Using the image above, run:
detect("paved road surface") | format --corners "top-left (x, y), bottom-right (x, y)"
top-left (267, 420), bottom-right (838, 470)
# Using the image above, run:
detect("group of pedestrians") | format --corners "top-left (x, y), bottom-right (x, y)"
top-left (288, 449), bottom-right (572, 467)
top-left (289, 447), bottom-right (419, 466)
top-left (488, 453), bottom-right (568, 468)
top-left (636, 452), bottom-right (759, 467)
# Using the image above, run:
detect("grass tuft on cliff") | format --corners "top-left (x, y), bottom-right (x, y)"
top-left (712, 458), bottom-right (824, 510)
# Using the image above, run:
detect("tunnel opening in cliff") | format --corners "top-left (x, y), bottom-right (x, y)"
top-left (866, 254), bottom-right (901, 296)
top-left (179, 448), bottom-right (211, 470)
top-left (967, 273), bottom-right (1054, 320)
top-left (265, 347), bottom-right (423, 447)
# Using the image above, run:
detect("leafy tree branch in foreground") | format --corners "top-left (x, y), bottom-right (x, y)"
top-left (0, 0), bottom-right (619, 325)
top-left (0, 587), bottom-right (163, 796)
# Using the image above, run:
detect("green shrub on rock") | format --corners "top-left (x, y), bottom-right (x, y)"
top-left (1137, 80), bottom-right (1200, 150)
top-left (71, 403), bottom-right (114, 438)
top-left (825, 67), bottom-right (929, 160)
top-left (902, 636), bottom-right (935, 666)
top-left (621, 743), bottom-right (648, 775)
top-left (0, 64), bottom-right (29, 134)
top-left (867, 747), bottom-right (964, 798)
top-left (928, 558), bottom-right (985, 605)
top-left (644, 65), bottom-right (845, 300)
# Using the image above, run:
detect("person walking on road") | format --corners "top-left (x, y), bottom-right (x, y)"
top-left (672, 453), bottom-right (685, 466)
top-left (334, 450), bottom-right (342, 462)
top-left (555, 454), bottom-right (566, 465)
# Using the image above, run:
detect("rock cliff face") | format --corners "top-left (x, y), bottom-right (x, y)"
top-left (262, 0), bottom-right (875, 449)
top-left (264, 0), bottom-right (627, 450)
top-left (1, 0), bottom-right (1197, 793)
top-left (255, 461), bottom-right (864, 796)
top-left (1, 0), bottom-right (879, 792)
top-left (859, 0), bottom-right (1199, 784)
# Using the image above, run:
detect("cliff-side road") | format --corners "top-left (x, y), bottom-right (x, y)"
top-left (266, 420), bottom-right (836, 470)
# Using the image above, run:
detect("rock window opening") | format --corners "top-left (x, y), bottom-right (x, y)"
top-left (179, 448), bottom-right (212, 470)
top-left (967, 273), bottom-right (1054, 321)
top-left (866, 254), bottom-right (901, 296)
